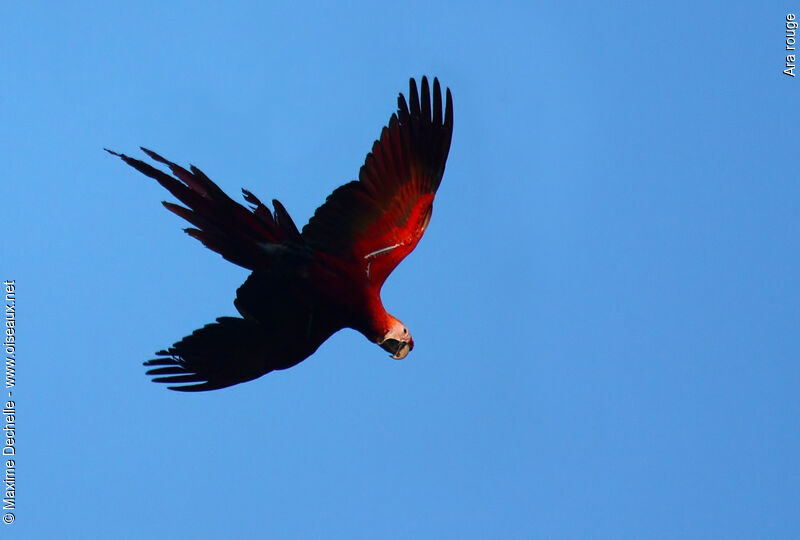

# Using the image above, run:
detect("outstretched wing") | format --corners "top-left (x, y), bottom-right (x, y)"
top-left (301, 76), bottom-right (453, 287)
top-left (106, 147), bottom-right (302, 271)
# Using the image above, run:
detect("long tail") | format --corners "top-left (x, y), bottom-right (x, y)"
top-left (143, 317), bottom-right (276, 392)
top-left (106, 147), bottom-right (303, 270)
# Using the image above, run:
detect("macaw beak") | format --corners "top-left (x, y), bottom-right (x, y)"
top-left (379, 338), bottom-right (412, 359)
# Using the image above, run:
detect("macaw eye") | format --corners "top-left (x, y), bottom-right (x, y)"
top-left (403, 328), bottom-right (407, 334)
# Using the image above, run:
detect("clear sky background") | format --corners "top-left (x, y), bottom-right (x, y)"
top-left (2, 2), bottom-right (798, 538)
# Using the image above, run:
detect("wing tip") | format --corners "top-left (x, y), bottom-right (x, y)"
top-left (139, 146), bottom-right (159, 159)
top-left (400, 76), bottom-right (453, 128)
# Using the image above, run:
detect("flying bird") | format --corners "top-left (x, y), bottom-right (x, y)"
top-left (107, 76), bottom-right (454, 391)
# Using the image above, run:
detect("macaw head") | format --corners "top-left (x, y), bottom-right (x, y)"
top-left (378, 316), bottom-right (414, 359)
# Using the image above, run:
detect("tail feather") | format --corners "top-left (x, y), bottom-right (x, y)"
top-left (144, 316), bottom-right (275, 392)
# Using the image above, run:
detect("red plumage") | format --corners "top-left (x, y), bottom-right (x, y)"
top-left (108, 77), bottom-right (453, 391)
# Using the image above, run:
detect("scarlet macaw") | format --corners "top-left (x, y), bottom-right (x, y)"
top-left (108, 77), bottom-right (453, 391)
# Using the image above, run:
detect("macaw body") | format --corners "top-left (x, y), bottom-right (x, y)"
top-left (109, 77), bottom-right (453, 391)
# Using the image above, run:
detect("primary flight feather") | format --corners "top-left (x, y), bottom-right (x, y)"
top-left (107, 76), bottom-right (453, 391)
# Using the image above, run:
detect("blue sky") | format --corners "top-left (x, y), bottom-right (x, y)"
top-left (2, 1), bottom-right (798, 538)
